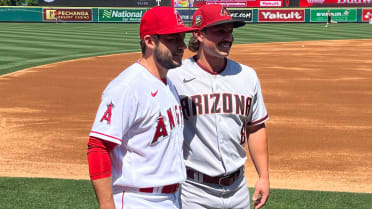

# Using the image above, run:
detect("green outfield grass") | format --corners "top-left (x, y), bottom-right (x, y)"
top-left (0, 177), bottom-right (371, 209)
top-left (1, 22), bottom-right (372, 75)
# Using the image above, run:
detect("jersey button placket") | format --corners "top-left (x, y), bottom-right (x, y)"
top-left (213, 76), bottom-right (226, 170)
top-left (167, 85), bottom-right (184, 175)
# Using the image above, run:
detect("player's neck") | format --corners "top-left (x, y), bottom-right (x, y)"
top-left (196, 53), bottom-right (227, 73)
top-left (138, 57), bottom-right (167, 81)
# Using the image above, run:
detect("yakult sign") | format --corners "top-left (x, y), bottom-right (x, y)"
top-left (299, 0), bottom-right (372, 7)
top-left (362, 9), bottom-right (372, 22)
top-left (259, 9), bottom-right (305, 22)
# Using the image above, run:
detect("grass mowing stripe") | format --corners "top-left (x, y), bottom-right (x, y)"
top-left (1, 31), bottom-right (130, 44)
top-left (0, 26), bottom-right (131, 34)
top-left (0, 39), bottom-right (130, 50)
top-left (0, 24), bottom-right (138, 39)
top-left (0, 49), bottom-right (140, 74)
top-left (1, 44), bottom-right (95, 52)
top-left (234, 23), bottom-right (372, 43)
top-left (0, 23), bottom-right (142, 75)
top-left (1, 26), bottom-right (139, 46)
top-left (0, 31), bottom-right (127, 41)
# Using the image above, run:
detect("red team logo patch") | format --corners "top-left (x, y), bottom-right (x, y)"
top-left (152, 113), bottom-right (168, 144)
top-left (151, 105), bottom-right (183, 145)
top-left (100, 102), bottom-right (114, 125)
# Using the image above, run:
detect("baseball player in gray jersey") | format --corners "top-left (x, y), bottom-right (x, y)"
top-left (168, 4), bottom-right (270, 209)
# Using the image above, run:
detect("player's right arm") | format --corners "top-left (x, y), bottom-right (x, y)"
top-left (88, 136), bottom-right (117, 209)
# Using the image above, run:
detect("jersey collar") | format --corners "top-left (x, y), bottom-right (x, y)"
top-left (193, 56), bottom-right (227, 75)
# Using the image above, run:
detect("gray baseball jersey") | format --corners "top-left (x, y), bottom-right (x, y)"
top-left (167, 57), bottom-right (269, 176)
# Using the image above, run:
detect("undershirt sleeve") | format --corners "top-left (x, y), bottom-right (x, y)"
top-left (87, 136), bottom-right (118, 180)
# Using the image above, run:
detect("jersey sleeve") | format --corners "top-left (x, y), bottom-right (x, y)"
top-left (90, 83), bottom-right (138, 145)
top-left (248, 74), bottom-right (269, 126)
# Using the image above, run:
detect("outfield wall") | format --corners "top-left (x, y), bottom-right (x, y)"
top-left (1, 7), bottom-right (372, 23)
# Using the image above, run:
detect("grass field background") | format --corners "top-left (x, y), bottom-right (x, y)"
top-left (1, 22), bottom-right (372, 208)
top-left (1, 22), bottom-right (372, 75)
top-left (0, 177), bottom-right (371, 209)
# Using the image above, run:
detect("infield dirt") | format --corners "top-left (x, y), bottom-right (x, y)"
top-left (1, 40), bottom-right (371, 193)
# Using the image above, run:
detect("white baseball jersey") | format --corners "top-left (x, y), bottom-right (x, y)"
top-left (167, 57), bottom-right (269, 176)
top-left (90, 62), bottom-right (185, 189)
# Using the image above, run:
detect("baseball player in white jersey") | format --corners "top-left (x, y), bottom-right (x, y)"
top-left (87, 7), bottom-right (195, 209)
top-left (168, 4), bottom-right (270, 209)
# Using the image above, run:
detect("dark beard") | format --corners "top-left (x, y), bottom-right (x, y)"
top-left (154, 46), bottom-right (181, 69)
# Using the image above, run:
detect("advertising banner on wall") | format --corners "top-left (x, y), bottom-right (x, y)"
top-left (98, 9), bottom-right (145, 23)
top-left (258, 9), bottom-right (305, 22)
top-left (174, 0), bottom-right (194, 7)
top-left (38, 0), bottom-right (171, 7)
top-left (299, 0), bottom-right (372, 7)
top-left (310, 9), bottom-right (357, 22)
top-left (43, 8), bottom-right (92, 22)
top-left (176, 9), bottom-right (252, 23)
top-left (205, 0), bottom-right (248, 7)
top-left (177, 9), bottom-right (196, 23)
top-left (362, 9), bottom-right (372, 22)
top-left (192, 0), bottom-right (283, 7)
top-left (230, 9), bottom-right (253, 22)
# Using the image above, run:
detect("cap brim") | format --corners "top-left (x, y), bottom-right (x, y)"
top-left (204, 19), bottom-right (246, 29)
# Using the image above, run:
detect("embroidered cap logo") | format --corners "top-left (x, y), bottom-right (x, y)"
top-left (194, 15), bottom-right (202, 27)
top-left (175, 10), bottom-right (183, 25)
top-left (220, 6), bottom-right (231, 17)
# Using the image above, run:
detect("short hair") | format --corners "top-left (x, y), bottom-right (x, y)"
top-left (139, 35), bottom-right (159, 55)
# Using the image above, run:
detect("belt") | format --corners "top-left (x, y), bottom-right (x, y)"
top-left (139, 183), bottom-right (180, 194)
top-left (186, 167), bottom-right (241, 186)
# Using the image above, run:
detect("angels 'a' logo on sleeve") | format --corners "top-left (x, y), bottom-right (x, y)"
top-left (100, 102), bottom-right (114, 125)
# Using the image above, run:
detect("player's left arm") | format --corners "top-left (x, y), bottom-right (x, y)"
top-left (247, 123), bottom-right (270, 209)
top-left (91, 177), bottom-right (115, 209)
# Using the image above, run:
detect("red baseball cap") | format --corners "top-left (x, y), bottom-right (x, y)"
top-left (192, 4), bottom-right (245, 29)
top-left (140, 6), bottom-right (195, 39)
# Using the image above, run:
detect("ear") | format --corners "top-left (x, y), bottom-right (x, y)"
top-left (143, 35), bottom-right (157, 50)
top-left (193, 31), bottom-right (204, 42)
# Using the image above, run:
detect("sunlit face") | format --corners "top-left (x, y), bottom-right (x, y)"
top-left (154, 33), bottom-right (187, 70)
top-left (201, 23), bottom-right (234, 58)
